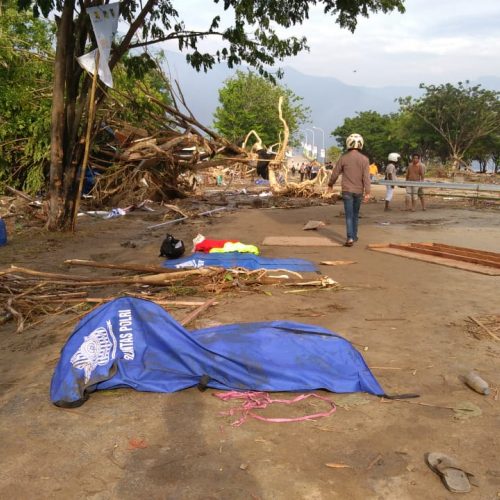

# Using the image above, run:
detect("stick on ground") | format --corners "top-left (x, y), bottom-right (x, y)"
top-left (180, 297), bottom-right (217, 327)
top-left (468, 315), bottom-right (500, 341)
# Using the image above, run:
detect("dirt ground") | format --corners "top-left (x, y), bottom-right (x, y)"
top-left (0, 185), bottom-right (499, 500)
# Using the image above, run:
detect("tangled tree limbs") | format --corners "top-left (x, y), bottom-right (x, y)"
top-left (15, 0), bottom-right (404, 231)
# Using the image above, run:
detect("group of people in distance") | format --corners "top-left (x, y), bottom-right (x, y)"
top-left (327, 133), bottom-right (426, 247)
top-left (292, 161), bottom-right (322, 182)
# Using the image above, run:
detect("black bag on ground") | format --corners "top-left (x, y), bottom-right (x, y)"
top-left (159, 234), bottom-right (185, 259)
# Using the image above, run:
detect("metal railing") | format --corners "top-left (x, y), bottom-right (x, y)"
top-left (374, 179), bottom-right (500, 193)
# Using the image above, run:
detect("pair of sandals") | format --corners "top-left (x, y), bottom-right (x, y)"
top-left (426, 452), bottom-right (477, 493)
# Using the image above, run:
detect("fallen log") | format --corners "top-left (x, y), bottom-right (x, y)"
top-left (65, 259), bottom-right (180, 274)
top-left (8, 265), bottom-right (220, 285)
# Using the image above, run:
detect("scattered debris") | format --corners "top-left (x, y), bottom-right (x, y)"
top-left (426, 452), bottom-right (475, 493)
top-left (302, 220), bottom-right (326, 231)
top-left (463, 371), bottom-right (490, 395)
top-left (453, 401), bottom-right (482, 420)
top-left (367, 453), bottom-right (383, 470)
top-left (128, 438), bottom-right (148, 450)
top-left (214, 391), bottom-right (337, 426)
top-left (180, 298), bottom-right (218, 327)
top-left (467, 315), bottom-right (500, 341)
top-left (0, 261), bottom-right (340, 334)
top-left (325, 463), bottom-right (352, 469)
top-left (148, 207), bottom-right (228, 230)
top-left (365, 317), bottom-right (406, 322)
top-left (320, 260), bottom-right (356, 266)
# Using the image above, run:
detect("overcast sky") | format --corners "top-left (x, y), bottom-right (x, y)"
top-left (162, 0), bottom-right (500, 88)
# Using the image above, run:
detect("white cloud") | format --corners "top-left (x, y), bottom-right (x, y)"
top-left (157, 0), bottom-right (500, 87)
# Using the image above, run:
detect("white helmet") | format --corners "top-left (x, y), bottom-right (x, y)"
top-left (346, 133), bottom-right (364, 150)
top-left (388, 152), bottom-right (400, 162)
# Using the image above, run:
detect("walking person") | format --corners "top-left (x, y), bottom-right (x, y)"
top-left (299, 163), bottom-right (305, 182)
top-left (405, 153), bottom-right (426, 211)
top-left (385, 153), bottom-right (400, 211)
top-left (327, 133), bottom-right (371, 247)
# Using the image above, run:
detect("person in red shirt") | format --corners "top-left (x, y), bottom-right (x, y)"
top-left (327, 133), bottom-right (371, 247)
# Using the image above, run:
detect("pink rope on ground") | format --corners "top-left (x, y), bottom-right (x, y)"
top-left (213, 391), bottom-right (337, 426)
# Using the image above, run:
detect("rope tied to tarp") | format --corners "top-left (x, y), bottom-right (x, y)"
top-left (213, 391), bottom-right (337, 426)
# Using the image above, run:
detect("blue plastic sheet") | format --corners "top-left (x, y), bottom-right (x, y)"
top-left (50, 297), bottom-right (384, 407)
top-left (163, 252), bottom-right (318, 272)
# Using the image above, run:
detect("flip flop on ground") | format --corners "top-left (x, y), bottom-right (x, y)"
top-left (425, 452), bottom-right (476, 493)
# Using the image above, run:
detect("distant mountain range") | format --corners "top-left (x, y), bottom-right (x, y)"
top-left (163, 51), bottom-right (500, 148)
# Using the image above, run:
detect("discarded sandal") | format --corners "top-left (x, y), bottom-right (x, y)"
top-left (425, 452), bottom-right (475, 493)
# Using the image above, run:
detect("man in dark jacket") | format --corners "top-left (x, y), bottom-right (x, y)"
top-left (327, 133), bottom-right (371, 246)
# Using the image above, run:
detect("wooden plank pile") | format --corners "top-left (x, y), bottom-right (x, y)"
top-left (368, 242), bottom-right (500, 275)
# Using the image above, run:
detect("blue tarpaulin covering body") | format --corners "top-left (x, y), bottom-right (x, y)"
top-left (162, 252), bottom-right (318, 272)
top-left (50, 297), bottom-right (384, 407)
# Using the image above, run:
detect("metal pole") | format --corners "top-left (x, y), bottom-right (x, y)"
top-left (147, 207), bottom-right (228, 230)
top-left (301, 129), bottom-right (311, 156)
top-left (313, 126), bottom-right (325, 164)
top-left (306, 128), bottom-right (315, 158)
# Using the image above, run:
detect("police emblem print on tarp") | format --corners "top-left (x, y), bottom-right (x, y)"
top-left (69, 322), bottom-right (117, 383)
top-left (50, 297), bottom-right (385, 407)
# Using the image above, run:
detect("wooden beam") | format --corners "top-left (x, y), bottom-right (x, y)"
top-left (422, 243), bottom-right (500, 261)
top-left (367, 244), bottom-right (500, 276)
top-left (388, 244), bottom-right (500, 269)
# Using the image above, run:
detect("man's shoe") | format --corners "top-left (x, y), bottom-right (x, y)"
top-left (344, 239), bottom-right (354, 247)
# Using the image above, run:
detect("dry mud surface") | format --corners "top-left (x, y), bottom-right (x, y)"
top-left (0, 187), bottom-right (499, 499)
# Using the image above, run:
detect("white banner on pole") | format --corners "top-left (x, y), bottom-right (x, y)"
top-left (312, 146), bottom-right (318, 157)
top-left (77, 3), bottom-right (120, 88)
top-left (320, 148), bottom-right (325, 159)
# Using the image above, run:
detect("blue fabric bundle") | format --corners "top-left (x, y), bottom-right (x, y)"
top-left (50, 297), bottom-right (384, 407)
top-left (162, 252), bottom-right (318, 272)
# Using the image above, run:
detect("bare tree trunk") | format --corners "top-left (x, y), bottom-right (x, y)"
top-left (47, 0), bottom-right (75, 231)
top-left (46, 0), bottom-right (159, 231)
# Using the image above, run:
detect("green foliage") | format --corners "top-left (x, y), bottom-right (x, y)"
top-left (0, 8), bottom-right (173, 193)
top-left (20, 0), bottom-right (404, 80)
top-left (0, 6), bottom-right (54, 193)
top-left (399, 82), bottom-right (500, 164)
top-left (331, 82), bottom-right (500, 170)
top-left (332, 111), bottom-right (401, 164)
top-left (326, 145), bottom-right (342, 163)
top-left (213, 70), bottom-right (310, 146)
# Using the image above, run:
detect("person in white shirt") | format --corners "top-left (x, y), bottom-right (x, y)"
top-left (384, 153), bottom-right (400, 211)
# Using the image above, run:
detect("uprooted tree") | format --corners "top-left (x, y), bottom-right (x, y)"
top-left (16, 0), bottom-right (405, 231)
